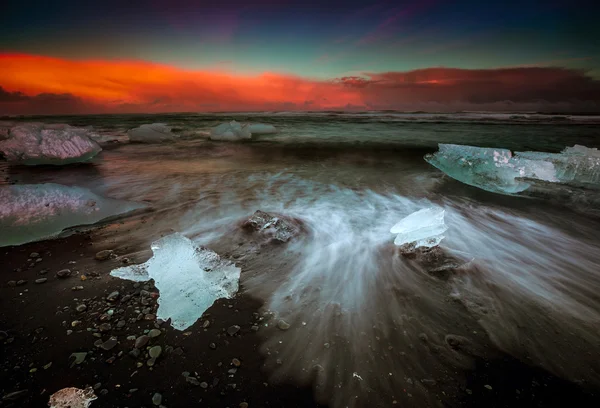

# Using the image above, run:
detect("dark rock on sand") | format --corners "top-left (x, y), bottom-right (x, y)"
top-left (95, 250), bottom-right (113, 261)
top-left (227, 325), bottom-right (241, 336)
top-left (241, 210), bottom-right (304, 243)
top-left (107, 291), bottom-right (120, 301)
top-left (135, 335), bottom-right (150, 348)
top-left (56, 269), bottom-right (72, 279)
top-left (35, 278), bottom-right (47, 284)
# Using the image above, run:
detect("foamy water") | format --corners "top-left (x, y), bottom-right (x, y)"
top-left (2, 113), bottom-right (599, 407)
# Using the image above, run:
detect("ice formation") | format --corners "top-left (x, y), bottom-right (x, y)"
top-left (110, 233), bottom-right (241, 330)
top-left (0, 123), bottom-right (101, 165)
top-left (242, 210), bottom-right (302, 243)
top-left (516, 144), bottom-right (600, 185)
top-left (426, 144), bottom-right (600, 194)
top-left (246, 123), bottom-right (277, 134)
top-left (48, 387), bottom-right (97, 408)
top-left (127, 123), bottom-right (175, 143)
top-left (390, 207), bottom-right (448, 248)
top-left (0, 184), bottom-right (145, 247)
top-left (210, 121), bottom-right (252, 141)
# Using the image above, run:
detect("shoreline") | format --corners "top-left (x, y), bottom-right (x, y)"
top-left (1, 221), bottom-right (599, 407)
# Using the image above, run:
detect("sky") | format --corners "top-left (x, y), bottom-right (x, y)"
top-left (1, 0), bottom-right (600, 113)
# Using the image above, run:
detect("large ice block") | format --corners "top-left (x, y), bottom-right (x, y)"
top-left (210, 121), bottom-right (252, 141)
top-left (127, 123), bottom-right (175, 143)
top-left (425, 144), bottom-right (559, 194)
top-left (390, 207), bottom-right (448, 248)
top-left (0, 123), bottom-right (101, 165)
top-left (110, 233), bottom-right (241, 330)
top-left (0, 184), bottom-right (145, 247)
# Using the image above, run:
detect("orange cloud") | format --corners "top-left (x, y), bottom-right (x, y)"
top-left (1, 53), bottom-right (599, 114)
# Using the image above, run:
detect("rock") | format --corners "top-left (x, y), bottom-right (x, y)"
top-left (484, 384), bottom-right (493, 390)
top-left (209, 343), bottom-right (217, 350)
top-left (148, 329), bottom-right (161, 338)
top-left (107, 291), bottom-right (120, 301)
top-left (251, 325), bottom-right (259, 332)
top-left (277, 320), bottom-right (290, 330)
top-left (129, 349), bottom-right (140, 359)
top-left (69, 352), bottom-right (87, 368)
top-left (100, 337), bottom-right (118, 351)
top-left (200, 382), bottom-right (208, 389)
top-left (149, 345), bottom-right (162, 359)
top-left (2, 390), bottom-right (28, 401)
top-left (95, 250), bottom-right (113, 261)
top-left (152, 392), bottom-right (163, 406)
top-left (35, 278), bottom-right (47, 284)
top-left (147, 358), bottom-right (156, 367)
top-left (116, 320), bottom-right (126, 329)
top-left (232, 358), bottom-right (241, 367)
top-left (7, 280), bottom-right (17, 287)
top-left (76, 304), bottom-right (87, 312)
top-left (72, 286), bottom-right (84, 291)
top-left (30, 252), bottom-right (39, 258)
top-left (241, 210), bottom-right (303, 243)
top-left (240, 403), bottom-right (249, 408)
top-left (16, 280), bottom-right (27, 286)
top-left (56, 269), bottom-right (72, 279)
top-left (98, 323), bottom-right (112, 332)
top-left (135, 335), bottom-right (150, 349)
top-left (227, 325), bottom-right (241, 336)
top-left (186, 376), bottom-right (200, 386)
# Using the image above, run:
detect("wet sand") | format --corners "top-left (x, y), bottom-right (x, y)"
top-left (1, 222), bottom-right (599, 408)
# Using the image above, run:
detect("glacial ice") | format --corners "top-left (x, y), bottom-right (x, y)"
top-left (127, 123), bottom-right (175, 143)
top-left (246, 123), bottom-right (277, 134)
top-left (0, 123), bottom-right (101, 165)
top-left (210, 121), bottom-right (252, 141)
top-left (49, 387), bottom-right (97, 408)
top-left (0, 184), bottom-right (145, 247)
top-left (516, 144), bottom-right (600, 185)
top-left (110, 233), bottom-right (241, 330)
top-left (425, 144), bottom-right (600, 194)
top-left (390, 207), bottom-right (448, 248)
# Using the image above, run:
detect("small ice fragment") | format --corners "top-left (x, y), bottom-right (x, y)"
top-left (49, 387), bottom-right (97, 408)
top-left (110, 233), bottom-right (241, 330)
top-left (0, 123), bottom-right (101, 165)
top-left (391, 207), bottom-right (448, 248)
top-left (210, 121), bottom-right (252, 141)
top-left (0, 184), bottom-right (146, 247)
top-left (127, 123), bottom-right (174, 143)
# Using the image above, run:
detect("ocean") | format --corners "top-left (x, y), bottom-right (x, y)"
top-left (1, 112), bottom-right (600, 407)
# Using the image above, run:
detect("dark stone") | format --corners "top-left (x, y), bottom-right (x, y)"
top-left (241, 210), bottom-right (304, 243)
top-left (56, 269), bottom-right (72, 279)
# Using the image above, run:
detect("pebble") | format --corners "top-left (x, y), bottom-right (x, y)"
top-left (227, 325), bottom-right (241, 336)
top-left (200, 382), bottom-right (208, 389)
top-left (135, 335), bottom-right (150, 349)
top-left (232, 358), bottom-right (241, 367)
top-left (152, 392), bottom-right (162, 406)
top-left (76, 304), bottom-right (87, 312)
top-left (209, 343), bottom-right (217, 350)
top-left (39, 269), bottom-right (48, 275)
top-left (202, 320), bottom-right (210, 328)
top-left (16, 280), bottom-right (27, 286)
top-left (147, 358), bottom-right (156, 367)
top-left (95, 250), bottom-right (113, 261)
top-left (277, 320), bottom-right (291, 330)
top-left (484, 384), bottom-right (493, 390)
top-left (107, 291), bottom-right (120, 301)
top-left (35, 278), bottom-right (47, 284)
top-left (98, 323), bottom-right (112, 332)
top-left (251, 325), bottom-right (259, 332)
top-left (72, 286), bottom-right (84, 291)
top-left (116, 320), bottom-right (126, 329)
top-left (149, 345), bottom-right (162, 359)
top-left (56, 269), bottom-right (72, 279)
top-left (240, 403), bottom-right (249, 408)
top-left (148, 329), bottom-right (162, 338)
top-left (7, 280), bottom-right (17, 287)
top-left (30, 252), bottom-right (39, 258)
top-left (35, 258), bottom-right (43, 263)
top-left (100, 337), bottom-right (118, 351)
top-left (186, 376), bottom-right (200, 386)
